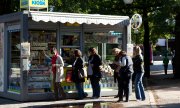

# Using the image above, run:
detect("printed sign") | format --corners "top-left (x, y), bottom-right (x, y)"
top-left (127, 44), bottom-right (134, 57)
top-left (21, 42), bottom-right (30, 58)
top-left (0, 23), bottom-right (4, 92)
top-left (29, 0), bottom-right (48, 8)
top-left (20, 0), bottom-right (28, 8)
top-left (20, 0), bottom-right (48, 9)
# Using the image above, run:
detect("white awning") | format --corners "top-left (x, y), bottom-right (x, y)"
top-left (29, 11), bottom-right (130, 26)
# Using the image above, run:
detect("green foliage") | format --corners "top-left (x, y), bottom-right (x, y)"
top-left (0, 0), bottom-right (19, 15)
top-left (0, 0), bottom-right (179, 46)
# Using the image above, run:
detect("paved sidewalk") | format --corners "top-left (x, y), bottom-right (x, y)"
top-left (0, 90), bottom-right (153, 108)
top-left (1, 61), bottom-right (179, 108)
top-left (148, 70), bottom-right (180, 108)
top-left (148, 61), bottom-right (180, 108)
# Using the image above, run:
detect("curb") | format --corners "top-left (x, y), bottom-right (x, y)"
top-left (144, 77), bottom-right (158, 108)
top-left (148, 89), bottom-right (158, 108)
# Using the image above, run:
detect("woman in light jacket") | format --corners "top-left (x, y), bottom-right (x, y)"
top-left (44, 47), bottom-right (66, 100)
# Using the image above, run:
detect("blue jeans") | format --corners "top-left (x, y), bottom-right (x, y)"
top-left (75, 82), bottom-right (85, 99)
top-left (90, 77), bottom-right (101, 97)
top-left (135, 72), bottom-right (145, 100)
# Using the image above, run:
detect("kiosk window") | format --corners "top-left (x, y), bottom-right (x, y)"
top-left (28, 30), bottom-right (56, 93)
top-left (8, 31), bottom-right (21, 93)
top-left (61, 33), bottom-right (80, 65)
top-left (61, 33), bottom-right (80, 46)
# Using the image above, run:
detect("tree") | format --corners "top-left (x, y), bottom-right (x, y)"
top-left (0, 0), bottom-right (19, 15)
top-left (49, 0), bottom-right (178, 78)
top-left (1, 0), bottom-right (179, 78)
top-left (174, 1), bottom-right (180, 78)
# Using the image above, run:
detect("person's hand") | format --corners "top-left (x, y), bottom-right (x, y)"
top-left (43, 50), bottom-right (46, 55)
top-left (52, 64), bottom-right (56, 67)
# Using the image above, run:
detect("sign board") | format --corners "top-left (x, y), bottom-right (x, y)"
top-left (0, 23), bottom-right (4, 92)
top-left (156, 39), bottom-right (166, 46)
top-left (130, 14), bottom-right (142, 29)
top-left (29, 0), bottom-right (48, 8)
top-left (21, 42), bottom-right (30, 58)
top-left (20, 0), bottom-right (48, 9)
top-left (127, 44), bottom-right (134, 57)
top-left (20, 0), bottom-right (28, 8)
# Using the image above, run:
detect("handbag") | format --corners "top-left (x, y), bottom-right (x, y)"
top-left (65, 70), bottom-right (73, 82)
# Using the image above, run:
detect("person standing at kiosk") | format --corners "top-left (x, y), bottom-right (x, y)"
top-left (88, 47), bottom-right (102, 99)
top-left (44, 47), bottom-right (66, 100)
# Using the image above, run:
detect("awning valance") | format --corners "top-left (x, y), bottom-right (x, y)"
top-left (29, 11), bottom-right (130, 26)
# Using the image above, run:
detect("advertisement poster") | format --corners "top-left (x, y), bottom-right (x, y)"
top-left (21, 42), bottom-right (30, 58)
top-left (127, 44), bottom-right (134, 57)
top-left (0, 23), bottom-right (4, 92)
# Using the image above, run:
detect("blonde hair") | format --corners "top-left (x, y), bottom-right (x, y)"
top-left (133, 46), bottom-right (142, 56)
top-left (112, 48), bottom-right (121, 54)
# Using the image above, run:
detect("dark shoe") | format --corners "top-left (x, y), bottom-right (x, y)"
top-left (114, 95), bottom-right (118, 98)
top-left (91, 96), bottom-right (99, 99)
top-left (125, 99), bottom-right (129, 102)
top-left (117, 99), bottom-right (123, 102)
top-left (75, 98), bottom-right (83, 100)
top-left (83, 93), bottom-right (88, 98)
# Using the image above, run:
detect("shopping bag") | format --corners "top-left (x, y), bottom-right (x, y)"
top-left (65, 70), bottom-right (73, 82)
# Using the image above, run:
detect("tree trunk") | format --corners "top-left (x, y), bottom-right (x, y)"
top-left (143, 8), bottom-right (150, 78)
top-left (174, 12), bottom-right (180, 78)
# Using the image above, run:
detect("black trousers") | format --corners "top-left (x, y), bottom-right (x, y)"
top-left (164, 65), bottom-right (168, 75)
top-left (118, 76), bottom-right (131, 101)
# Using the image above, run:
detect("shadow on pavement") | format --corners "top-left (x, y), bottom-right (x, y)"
top-left (21, 102), bottom-right (124, 108)
top-left (147, 70), bottom-right (180, 108)
top-left (157, 103), bottom-right (180, 108)
top-left (0, 97), bottom-right (21, 105)
top-left (148, 72), bottom-right (180, 90)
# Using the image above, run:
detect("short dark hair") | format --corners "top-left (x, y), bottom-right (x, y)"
top-left (120, 51), bottom-right (127, 56)
top-left (88, 47), bottom-right (97, 54)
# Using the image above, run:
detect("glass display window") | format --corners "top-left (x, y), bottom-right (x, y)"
top-left (29, 30), bottom-right (56, 67)
top-left (61, 32), bottom-right (80, 65)
top-left (84, 32), bottom-right (123, 91)
top-left (61, 33), bottom-right (80, 46)
top-left (8, 31), bottom-right (21, 93)
top-left (84, 32), bottom-right (122, 61)
top-left (61, 47), bottom-right (80, 66)
top-left (28, 30), bottom-right (57, 93)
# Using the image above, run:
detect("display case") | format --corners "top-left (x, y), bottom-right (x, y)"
top-left (28, 30), bottom-right (57, 93)
top-left (84, 32), bottom-right (122, 61)
top-left (28, 67), bottom-right (52, 93)
top-left (8, 31), bottom-right (21, 93)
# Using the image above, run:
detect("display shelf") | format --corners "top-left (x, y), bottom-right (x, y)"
top-left (28, 76), bottom-right (51, 82)
top-left (28, 30), bottom-right (56, 93)
top-left (28, 67), bottom-right (52, 93)
top-left (28, 82), bottom-right (51, 89)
